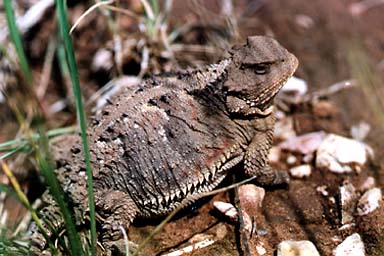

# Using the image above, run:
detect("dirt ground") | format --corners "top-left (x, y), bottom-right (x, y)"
top-left (1, 0), bottom-right (384, 255)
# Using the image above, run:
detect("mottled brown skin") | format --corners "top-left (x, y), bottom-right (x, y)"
top-left (30, 36), bottom-right (298, 252)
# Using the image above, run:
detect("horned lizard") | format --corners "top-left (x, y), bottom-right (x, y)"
top-left (30, 36), bottom-right (298, 254)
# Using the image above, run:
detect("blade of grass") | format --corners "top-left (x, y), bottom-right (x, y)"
top-left (0, 227), bottom-right (29, 256)
top-left (35, 128), bottom-right (84, 255)
top-left (151, 0), bottom-right (159, 17)
top-left (0, 161), bottom-right (58, 255)
top-left (56, 1), bottom-right (96, 255)
top-left (0, 145), bottom-right (29, 160)
top-left (0, 126), bottom-right (76, 152)
top-left (346, 41), bottom-right (384, 126)
top-left (3, 0), bottom-right (33, 86)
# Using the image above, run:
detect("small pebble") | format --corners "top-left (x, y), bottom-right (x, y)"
top-left (339, 183), bottom-right (358, 225)
top-left (279, 131), bottom-right (326, 155)
top-left (302, 153), bottom-right (314, 163)
top-left (350, 121), bottom-right (370, 141)
top-left (274, 117), bottom-right (296, 141)
top-left (286, 155), bottom-right (297, 165)
top-left (281, 76), bottom-right (308, 96)
top-left (213, 201), bottom-right (252, 232)
top-left (277, 240), bottom-right (320, 256)
top-left (338, 223), bottom-right (355, 231)
top-left (295, 14), bottom-right (315, 29)
top-left (332, 233), bottom-right (365, 256)
top-left (316, 185), bottom-right (329, 196)
top-left (238, 184), bottom-right (265, 210)
top-left (268, 146), bottom-right (281, 163)
top-left (91, 48), bottom-right (113, 71)
top-left (213, 201), bottom-right (237, 220)
top-left (312, 100), bottom-right (337, 118)
top-left (256, 242), bottom-right (267, 255)
top-left (359, 176), bottom-right (375, 192)
top-left (316, 134), bottom-right (373, 173)
top-left (356, 187), bottom-right (382, 216)
top-left (289, 164), bottom-right (311, 178)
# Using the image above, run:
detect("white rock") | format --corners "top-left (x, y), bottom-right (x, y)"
top-left (213, 201), bottom-right (237, 219)
top-left (238, 184), bottom-right (265, 209)
top-left (274, 117), bottom-right (296, 141)
top-left (91, 48), bottom-right (113, 71)
top-left (256, 242), bottom-right (267, 255)
top-left (213, 201), bottom-right (252, 232)
top-left (286, 155), bottom-right (297, 165)
top-left (279, 131), bottom-right (326, 155)
top-left (356, 188), bottom-right (382, 216)
top-left (275, 110), bottom-right (286, 120)
top-left (277, 240), bottom-right (320, 256)
top-left (339, 183), bottom-right (358, 225)
top-left (295, 14), bottom-right (315, 29)
top-left (316, 134), bottom-right (373, 173)
top-left (333, 233), bottom-right (365, 256)
top-left (339, 223), bottom-right (355, 231)
top-left (316, 185), bottom-right (329, 196)
top-left (281, 76), bottom-right (308, 96)
top-left (350, 121), bottom-right (370, 141)
top-left (268, 146), bottom-right (281, 163)
top-left (359, 176), bottom-right (375, 192)
top-left (290, 164), bottom-right (312, 178)
top-left (303, 153), bottom-right (314, 163)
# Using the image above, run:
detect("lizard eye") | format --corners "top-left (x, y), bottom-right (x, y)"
top-left (254, 64), bottom-right (270, 75)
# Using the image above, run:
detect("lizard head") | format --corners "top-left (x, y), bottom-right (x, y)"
top-left (223, 36), bottom-right (298, 116)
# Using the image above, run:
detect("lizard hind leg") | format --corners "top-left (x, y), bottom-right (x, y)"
top-left (244, 131), bottom-right (289, 186)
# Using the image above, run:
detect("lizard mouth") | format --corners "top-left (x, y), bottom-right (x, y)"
top-left (226, 94), bottom-right (275, 116)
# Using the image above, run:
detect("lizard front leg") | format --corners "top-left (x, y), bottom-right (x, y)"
top-left (244, 129), bottom-right (289, 186)
top-left (95, 190), bottom-right (138, 242)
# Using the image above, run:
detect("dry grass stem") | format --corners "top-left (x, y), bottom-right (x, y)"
top-left (70, 0), bottom-right (115, 34)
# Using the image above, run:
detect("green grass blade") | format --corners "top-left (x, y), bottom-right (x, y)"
top-left (3, 0), bottom-right (33, 85)
top-left (35, 129), bottom-right (84, 255)
top-left (0, 145), bottom-right (29, 159)
top-left (0, 126), bottom-right (76, 153)
top-left (0, 162), bottom-right (58, 254)
top-left (151, 0), bottom-right (159, 16)
top-left (56, 1), bottom-right (96, 254)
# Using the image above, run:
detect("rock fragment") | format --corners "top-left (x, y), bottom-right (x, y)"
top-left (238, 184), bottom-right (265, 211)
top-left (277, 240), bottom-right (320, 256)
top-left (289, 164), bottom-right (311, 178)
top-left (312, 100), bottom-right (338, 118)
top-left (255, 242), bottom-right (267, 255)
top-left (268, 146), bottom-right (281, 163)
top-left (281, 76), bottom-right (308, 96)
top-left (274, 116), bottom-right (296, 141)
top-left (316, 134), bottom-right (373, 173)
top-left (356, 187), bottom-right (382, 216)
top-left (279, 131), bottom-right (326, 155)
top-left (213, 201), bottom-right (237, 220)
top-left (332, 233), bottom-right (365, 256)
top-left (359, 176), bottom-right (375, 192)
top-left (213, 201), bottom-right (252, 232)
top-left (339, 183), bottom-right (358, 225)
top-left (350, 121), bottom-right (370, 141)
